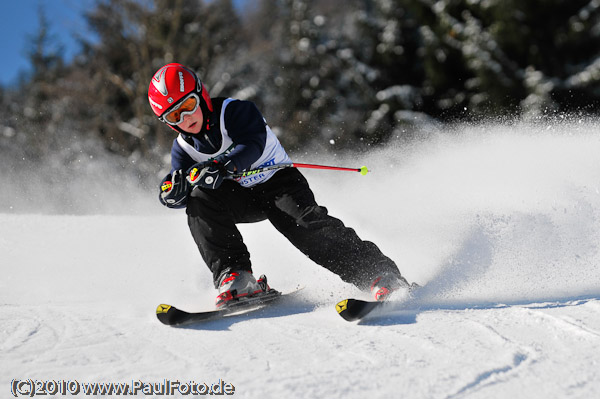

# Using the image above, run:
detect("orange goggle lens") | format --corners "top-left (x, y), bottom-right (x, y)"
top-left (162, 94), bottom-right (199, 125)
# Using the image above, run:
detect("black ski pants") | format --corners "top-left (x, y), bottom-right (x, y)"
top-left (186, 168), bottom-right (402, 290)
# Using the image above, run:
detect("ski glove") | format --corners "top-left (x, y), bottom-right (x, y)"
top-left (159, 169), bottom-right (190, 208)
top-left (186, 156), bottom-right (236, 190)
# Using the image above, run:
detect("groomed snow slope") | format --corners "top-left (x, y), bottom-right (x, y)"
top-left (2, 121), bottom-right (600, 398)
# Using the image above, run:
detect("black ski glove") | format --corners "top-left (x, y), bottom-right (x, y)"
top-left (186, 156), bottom-right (236, 190)
top-left (159, 169), bottom-right (190, 208)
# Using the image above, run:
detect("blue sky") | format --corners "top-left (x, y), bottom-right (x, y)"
top-left (0, 0), bottom-right (97, 87)
top-left (0, 0), bottom-right (249, 88)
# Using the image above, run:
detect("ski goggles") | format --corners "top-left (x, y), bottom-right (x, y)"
top-left (159, 93), bottom-right (200, 125)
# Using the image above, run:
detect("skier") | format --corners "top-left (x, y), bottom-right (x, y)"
top-left (148, 63), bottom-right (411, 308)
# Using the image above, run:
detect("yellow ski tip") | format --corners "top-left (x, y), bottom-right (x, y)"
top-left (359, 166), bottom-right (369, 176)
top-left (156, 304), bottom-right (172, 314)
top-left (335, 299), bottom-right (348, 314)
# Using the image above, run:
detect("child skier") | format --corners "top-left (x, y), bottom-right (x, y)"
top-left (148, 63), bottom-right (411, 307)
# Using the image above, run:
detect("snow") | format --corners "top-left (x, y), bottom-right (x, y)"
top-left (2, 120), bottom-right (600, 398)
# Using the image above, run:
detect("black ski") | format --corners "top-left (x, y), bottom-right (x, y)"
top-left (157, 286), bottom-right (304, 326)
top-left (335, 299), bottom-right (385, 322)
top-left (336, 283), bottom-right (421, 322)
top-left (157, 289), bottom-right (280, 326)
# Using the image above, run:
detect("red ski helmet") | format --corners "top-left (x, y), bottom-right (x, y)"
top-left (148, 63), bottom-right (213, 122)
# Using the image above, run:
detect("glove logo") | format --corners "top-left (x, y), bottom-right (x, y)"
top-left (189, 168), bottom-right (200, 183)
top-left (161, 181), bottom-right (173, 192)
top-left (205, 176), bottom-right (214, 185)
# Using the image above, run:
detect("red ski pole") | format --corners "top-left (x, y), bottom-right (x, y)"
top-left (291, 163), bottom-right (369, 175)
top-left (230, 163), bottom-right (369, 178)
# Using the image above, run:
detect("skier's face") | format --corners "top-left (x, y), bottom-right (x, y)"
top-left (179, 105), bottom-right (204, 134)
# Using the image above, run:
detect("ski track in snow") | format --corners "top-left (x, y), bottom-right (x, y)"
top-left (2, 121), bottom-right (600, 398)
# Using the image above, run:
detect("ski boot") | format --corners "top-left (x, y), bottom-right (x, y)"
top-left (215, 270), bottom-right (268, 308)
top-left (370, 274), bottom-right (411, 301)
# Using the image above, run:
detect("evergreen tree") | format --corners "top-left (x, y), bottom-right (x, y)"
top-left (411, 0), bottom-right (600, 118)
top-left (19, 6), bottom-right (66, 158)
top-left (488, 0), bottom-right (600, 117)
top-left (352, 0), bottom-right (431, 144)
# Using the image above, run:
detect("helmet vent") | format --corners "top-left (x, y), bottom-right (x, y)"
top-left (151, 67), bottom-right (169, 96)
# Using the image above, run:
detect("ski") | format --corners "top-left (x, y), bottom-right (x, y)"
top-left (156, 287), bottom-right (303, 326)
top-left (336, 283), bottom-right (421, 322)
top-left (157, 290), bottom-right (280, 326)
top-left (335, 299), bottom-right (385, 322)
